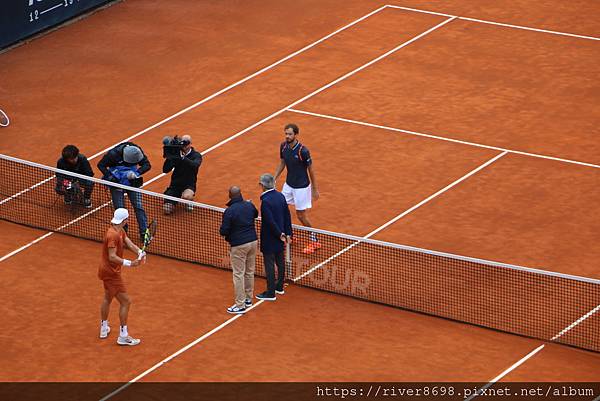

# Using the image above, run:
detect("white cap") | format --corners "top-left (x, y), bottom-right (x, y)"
top-left (111, 208), bottom-right (129, 224)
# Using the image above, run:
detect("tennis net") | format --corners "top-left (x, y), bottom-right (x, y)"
top-left (0, 153), bottom-right (598, 353)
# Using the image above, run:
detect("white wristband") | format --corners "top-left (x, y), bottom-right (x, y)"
top-left (122, 259), bottom-right (132, 267)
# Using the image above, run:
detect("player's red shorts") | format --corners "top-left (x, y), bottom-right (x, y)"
top-left (102, 277), bottom-right (127, 298)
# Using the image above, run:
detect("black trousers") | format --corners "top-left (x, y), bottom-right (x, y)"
top-left (263, 252), bottom-right (285, 296)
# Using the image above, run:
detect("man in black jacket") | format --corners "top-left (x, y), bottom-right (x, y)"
top-left (257, 173), bottom-right (292, 301)
top-left (220, 186), bottom-right (258, 314)
top-left (162, 135), bottom-right (202, 214)
top-left (55, 145), bottom-right (94, 207)
top-left (97, 142), bottom-right (151, 242)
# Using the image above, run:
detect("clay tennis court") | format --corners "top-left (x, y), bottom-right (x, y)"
top-left (1, 0), bottom-right (599, 399)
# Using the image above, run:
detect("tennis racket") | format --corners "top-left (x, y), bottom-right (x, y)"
top-left (141, 219), bottom-right (157, 252)
top-left (0, 109), bottom-right (10, 127)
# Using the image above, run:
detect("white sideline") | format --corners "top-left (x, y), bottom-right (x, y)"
top-left (98, 300), bottom-right (265, 401)
top-left (1, 16), bottom-right (456, 263)
top-left (0, 4), bottom-right (389, 206)
top-left (551, 304), bottom-right (600, 341)
top-left (464, 345), bottom-right (545, 401)
top-left (385, 4), bottom-right (600, 41)
top-left (0, 173), bottom-right (165, 263)
top-left (287, 109), bottom-right (600, 170)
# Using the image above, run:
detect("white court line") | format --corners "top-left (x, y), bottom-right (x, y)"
top-left (551, 304), bottom-right (600, 341)
top-left (99, 300), bottom-right (265, 401)
top-left (465, 287), bottom-right (600, 397)
top-left (0, 173), bottom-right (165, 263)
top-left (1, 4), bottom-right (389, 205)
top-left (464, 345), bottom-right (545, 401)
top-left (200, 16), bottom-right (456, 156)
top-left (385, 4), bottom-right (600, 41)
top-left (1, 16), bottom-right (455, 262)
top-left (294, 151), bottom-right (506, 281)
top-left (287, 109), bottom-right (600, 170)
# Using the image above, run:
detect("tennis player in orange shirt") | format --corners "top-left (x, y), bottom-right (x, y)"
top-left (98, 208), bottom-right (146, 346)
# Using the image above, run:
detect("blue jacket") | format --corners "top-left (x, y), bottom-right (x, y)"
top-left (97, 142), bottom-right (151, 179)
top-left (259, 189), bottom-right (292, 254)
top-left (220, 196), bottom-right (258, 247)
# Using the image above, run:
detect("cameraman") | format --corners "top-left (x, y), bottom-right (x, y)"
top-left (55, 144), bottom-right (94, 207)
top-left (162, 135), bottom-right (202, 214)
top-left (98, 142), bottom-right (151, 242)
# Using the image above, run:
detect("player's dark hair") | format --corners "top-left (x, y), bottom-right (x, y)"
top-left (62, 145), bottom-right (80, 160)
top-left (285, 123), bottom-right (299, 134)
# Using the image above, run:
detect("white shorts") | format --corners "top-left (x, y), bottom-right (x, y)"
top-left (282, 183), bottom-right (312, 211)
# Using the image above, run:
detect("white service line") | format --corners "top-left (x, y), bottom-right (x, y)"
top-left (99, 300), bottom-right (265, 401)
top-left (385, 4), bottom-right (600, 41)
top-left (287, 109), bottom-right (600, 170)
top-left (200, 17), bottom-right (456, 155)
top-left (1, 4), bottom-right (389, 205)
top-left (294, 151), bottom-right (506, 281)
top-left (1, 17), bottom-right (454, 262)
top-left (464, 345), bottom-right (545, 401)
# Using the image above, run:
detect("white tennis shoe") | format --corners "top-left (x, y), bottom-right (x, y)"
top-left (117, 335), bottom-right (141, 346)
top-left (100, 325), bottom-right (110, 339)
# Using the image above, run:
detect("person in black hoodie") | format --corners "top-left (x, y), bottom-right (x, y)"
top-left (162, 134), bottom-right (202, 214)
top-left (97, 142), bottom-right (151, 242)
top-left (55, 145), bottom-right (94, 207)
top-left (219, 186), bottom-right (258, 314)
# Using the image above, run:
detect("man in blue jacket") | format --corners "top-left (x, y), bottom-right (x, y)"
top-left (98, 142), bottom-right (151, 242)
top-left (219, 186), bottom-right (258, 314)
top-left (256, 173), bottom-right (292, 301)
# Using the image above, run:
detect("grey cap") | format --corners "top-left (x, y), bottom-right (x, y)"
top-left (123, 145), bottom-right (143, 164)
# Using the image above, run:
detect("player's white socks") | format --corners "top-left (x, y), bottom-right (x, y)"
top-left (101, 320), bottom-right (108, 329)
top-left (120, 325), bottom-right (128, 337)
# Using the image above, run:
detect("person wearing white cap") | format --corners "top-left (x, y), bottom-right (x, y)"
top-left (98, 208), bottom-right (146, 346)
top-left (97, 142), bottom-right (151, 242)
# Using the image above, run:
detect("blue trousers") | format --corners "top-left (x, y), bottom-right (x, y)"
top-left (110, 188), bottom-right (147, 240)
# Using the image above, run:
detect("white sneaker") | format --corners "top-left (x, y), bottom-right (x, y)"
top-left (100, 325), bottom-right (111, 339)
top-left (117, 335), bottom-right (141, 346)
